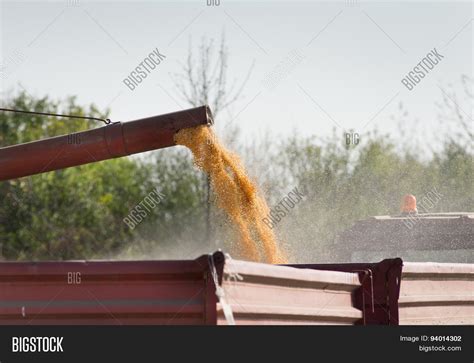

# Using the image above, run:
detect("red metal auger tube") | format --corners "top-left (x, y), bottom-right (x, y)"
top-left (0, 105), bottom-right (213, 181)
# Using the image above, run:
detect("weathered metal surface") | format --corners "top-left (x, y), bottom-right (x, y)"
top-left (217, 258), bottom-right (362, 325)
top-left (4, 252), bottom-right (470, 325)
top-left (288, 259), bottom-right (403, 325)
top-left (0, 252), bottom-right (363, 325)
top-left (0, 254), bottom-right (218, 325)
top-left (399, 262), bottom-right (474, 325)
top-left (0, 105), bottom-right (213, 181)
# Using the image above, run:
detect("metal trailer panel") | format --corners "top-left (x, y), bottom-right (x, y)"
top-left (286, 259), bottom-right (403, 325)
top-left (399, 262), bottom-right (474, 325)
top-left (0, 255), bottom-right (218, 325)
top-left (5, 254), bottom-right (471, 326)
top-left (0, 252), bottom-right (364, 325)
top-left (217, 259), bottom-right (362, 325)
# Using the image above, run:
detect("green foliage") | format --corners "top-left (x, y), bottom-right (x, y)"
top-left (0, 92), bottom-right (153, 260)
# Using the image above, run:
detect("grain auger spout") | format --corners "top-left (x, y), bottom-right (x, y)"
top-left (0, 105), bottom-right (213, 181)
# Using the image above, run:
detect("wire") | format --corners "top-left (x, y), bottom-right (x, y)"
top-left (0, 107), bottom-right (112, 125)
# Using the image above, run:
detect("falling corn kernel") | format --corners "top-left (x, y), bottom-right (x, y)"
top-left (175, 126), bottom-right (286, 264)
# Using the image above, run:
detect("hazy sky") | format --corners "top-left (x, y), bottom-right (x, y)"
top-left (1, 0), bottom-right (472, 146)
